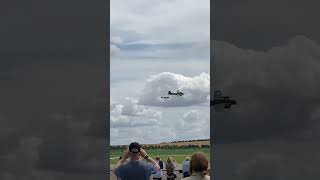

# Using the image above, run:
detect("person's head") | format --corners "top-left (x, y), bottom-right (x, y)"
top-left (186, 157), bottom-right (190, 161)
top-left (156, 156), bottom-right (160, 160)
top-left (167, 157), bottom-right (174, 163)
top-left (119, 156), bottom-right (122, 160)
top-left (128, 142), bottom-right (141, 160)
top-left (189, 152), bottom-right (209, 177)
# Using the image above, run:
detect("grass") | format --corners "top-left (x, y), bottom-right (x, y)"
top-left (110, 147), bottom-right (210, 165)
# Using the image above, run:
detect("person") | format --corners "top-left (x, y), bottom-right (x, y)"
top-left (181, 152), bottom-right (210, 180)
top-left (165, 157), bottom-right (176, 180)
top-left (182, 157), bottom-right (190, 178)
top-left (116, 156), bottom-right (122, 180)
top-left (152, 156), bottom-right (164, 180)
top-left (112, 142), bottom-right (160, 180)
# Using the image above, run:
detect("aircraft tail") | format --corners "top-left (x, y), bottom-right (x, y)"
top-left (214, 90), bottom-right (223, 98)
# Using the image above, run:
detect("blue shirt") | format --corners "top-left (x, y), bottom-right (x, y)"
top-left (114, 160), bottom-right (157, 180)
top-left (182, 160), bottom-right (190, 173)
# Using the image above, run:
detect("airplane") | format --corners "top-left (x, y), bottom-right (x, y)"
top-left (211, 90), bottom-right (237, 109)
top-left (161, 96), bottom-right (170, 99)
top-left (168, 90), bottom-right (184, 96)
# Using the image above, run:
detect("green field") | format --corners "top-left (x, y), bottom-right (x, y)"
top-left (110, 148), bottom-right (210, 165)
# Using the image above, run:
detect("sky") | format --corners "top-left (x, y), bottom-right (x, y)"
top-left (110, 0), bottom-right (210, 145)
top-left (1, 0), bottom-right (320, 179)
top-left (211, 0), bottom-right (320, 179)
top-left (0, 0), bottom-right (107, 179)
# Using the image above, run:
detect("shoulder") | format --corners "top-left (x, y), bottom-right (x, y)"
top-left (144, 162), bottom-right (158, 174)
top-left (117, 161), bottom-right (138, 171)
top-left (144, 162), bottom-right (155, 169)
top-left (115, 163), bottom-right (129, 171)
top-left (113, 164), bottom-right (127, 176)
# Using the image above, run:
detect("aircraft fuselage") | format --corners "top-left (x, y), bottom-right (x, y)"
top-left (168, 91), bottom-right (184, 96)
top-left (211, 96), bottom-right (237, 108)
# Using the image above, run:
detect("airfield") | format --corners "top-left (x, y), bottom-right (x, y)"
top-left (109, 140), bottom-right (210, 180)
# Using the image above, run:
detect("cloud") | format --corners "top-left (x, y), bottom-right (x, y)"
top-left (111, 0), bottom-right (209, 44)
top-left (211, 35), bottom-right (320, 143)
top-left (0, 137), bottom-right (41, 180)
top-left (114, 40), bottom-right (210, 60)
top-left (214, 140), bottom-right (320, 180)
top-left (121, 98), bottom-right (162, 118)
top-left (110, 107), bottom-right (209, 145)
top-left (0, 62), bottom-right (107, 178)
top-left (183, 110), bottom-right (200, 123)
top-left (110, 45), bottom-right (120, 56)
top-left (211, 35), bottom-right (320, 180)
top-left (0, 117), bottom-right (22, 156)
top-left (212, 35), bottom-right (320, 95)
top-left (0, 0), bottom-right (108, 178)
top-left (110, 98), bottom-right (162, 128)
top-left (110, 0), bottom-right (209, 60)
top-left (138, 72), bottom-right (210, 107)
top-left (110, 125), bottom-right (176, 145)
top-left (110, 36), bottom-right (123, 57)
top-left (111, 36), bottom-right (124, 44)
top-left (34, 113), bottom-right (105, 175)
top-left (212, 0), bottom-right (320, 50)
top-left (234, 153), bottom-right (284, 180)
top-left (174, 110), bottom-right (210, 140)
top-left (110, 108), bottom-right (210, 145)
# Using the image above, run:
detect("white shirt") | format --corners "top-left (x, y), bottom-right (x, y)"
top-left (152, 160), bottom-right (163, 178)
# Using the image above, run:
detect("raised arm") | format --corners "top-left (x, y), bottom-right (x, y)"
top-left (112, 149), bottom-right (130, 173)
top-left (140, 148), bottom-right (160, 170)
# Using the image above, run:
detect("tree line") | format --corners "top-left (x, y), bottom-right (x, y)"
top-left (110, 144), bottom-right (210, 150)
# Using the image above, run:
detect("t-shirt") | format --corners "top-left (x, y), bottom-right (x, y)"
top-left (166, 162), bottom-right (176, 178)
top-left (152, 160), bottom-right (163, 178)
top-left (114, 160), bottom-right (157, 180)
top-left (182, 160), bottom-right (190, 173)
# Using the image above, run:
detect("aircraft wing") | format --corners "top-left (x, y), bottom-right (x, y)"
top-left (212, 103), bottom-right (226, 111)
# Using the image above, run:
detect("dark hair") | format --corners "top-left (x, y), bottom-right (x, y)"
top-left (189, 152), bottom-right (209, 177)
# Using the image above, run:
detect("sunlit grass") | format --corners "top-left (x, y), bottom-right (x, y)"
top-left (110, 147), bottom-right (210, 165)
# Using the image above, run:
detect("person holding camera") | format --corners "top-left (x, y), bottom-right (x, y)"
top-left (113, 142), bottom-right (160, 180)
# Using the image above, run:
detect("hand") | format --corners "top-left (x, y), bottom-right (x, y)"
top-left (140, 148), bottom-right (147, 157)
top-left (122, 149), bottom-right (130, 160)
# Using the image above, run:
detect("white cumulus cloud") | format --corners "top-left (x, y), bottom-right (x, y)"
top-left (172, 109), bottom-right (210, 140)
top-left (110, 98), bottom-right (161, 128)
top-left (138, 72), bottom-right (210, 107)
